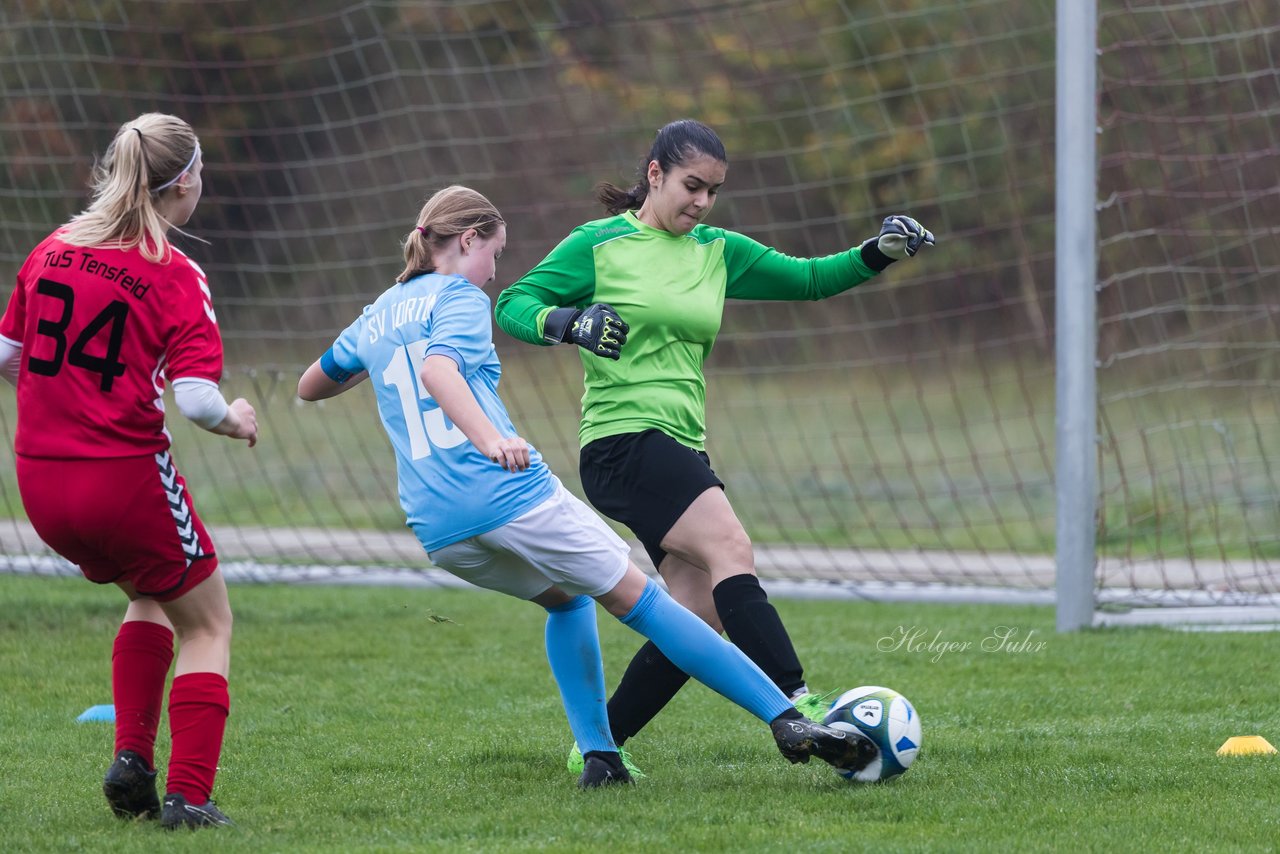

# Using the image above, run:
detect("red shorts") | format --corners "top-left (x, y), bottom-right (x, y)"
top-left (17, 452), bottom-right (219, 601)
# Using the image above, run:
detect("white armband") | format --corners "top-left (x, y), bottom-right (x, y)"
top-left (173, 377), bottom-right (230, 429)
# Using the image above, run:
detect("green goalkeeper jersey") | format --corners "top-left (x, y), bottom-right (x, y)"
top-left (494, 210), bottom-right (882, 450)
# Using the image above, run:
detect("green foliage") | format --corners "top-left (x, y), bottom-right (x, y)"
top-left (2, 576), bottom-right (1279, 851)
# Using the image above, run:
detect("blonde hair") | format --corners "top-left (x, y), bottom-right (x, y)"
top-left (397, 185), bottom-right (504, 283)
top-left (61, 113), bottom-right (201, 264)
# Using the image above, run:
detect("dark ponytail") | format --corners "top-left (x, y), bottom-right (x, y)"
top-left (595, 119), bottom-right (728, 215)
top-left (594, 182), bottom-right (646, 215)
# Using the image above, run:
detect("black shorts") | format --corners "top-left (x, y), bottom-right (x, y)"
top-left (579, 429), bottom-right (724, 569)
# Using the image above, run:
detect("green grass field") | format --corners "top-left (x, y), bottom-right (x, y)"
top-left (2, 574), bottom-right (1278, 852)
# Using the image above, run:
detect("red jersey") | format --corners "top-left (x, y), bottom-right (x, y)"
top-left (0, 231), bottom-right (223, 458)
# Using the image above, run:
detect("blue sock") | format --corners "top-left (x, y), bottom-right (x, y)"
top-left (544, 595), bottom-right (615, 755)
top-left (619, 579), bottom-right (792, 723)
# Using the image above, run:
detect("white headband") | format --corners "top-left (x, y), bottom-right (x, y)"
top-left (153, 141), bottom-right (201, 192)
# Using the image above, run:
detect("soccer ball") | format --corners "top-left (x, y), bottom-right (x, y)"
top-left (822, 685), bottom-right (922, 782)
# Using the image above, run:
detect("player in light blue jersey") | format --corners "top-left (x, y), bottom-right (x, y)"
top-left (297, 186), bottom-right (877, 787)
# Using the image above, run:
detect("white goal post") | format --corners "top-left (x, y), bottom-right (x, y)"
top-left (1055, 0), bottom-right (1099, 631)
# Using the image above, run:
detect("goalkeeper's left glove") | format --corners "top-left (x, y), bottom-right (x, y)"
top-left (859, 215), bottom-right (936, 270)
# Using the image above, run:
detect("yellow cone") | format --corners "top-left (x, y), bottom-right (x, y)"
top-left (1217, 735), bottom-right (1277, 756)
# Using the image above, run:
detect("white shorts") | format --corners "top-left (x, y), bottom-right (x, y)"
top-left (428, 480), bottom-right (631, 600)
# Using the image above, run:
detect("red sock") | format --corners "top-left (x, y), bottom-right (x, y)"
top-left (111, 621), bottom-right (174, 768)
top-left (166, 672), bottom-right (230, 804)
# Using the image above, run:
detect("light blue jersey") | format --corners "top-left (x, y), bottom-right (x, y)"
top-left (329, 273), bottom-right (555, 551)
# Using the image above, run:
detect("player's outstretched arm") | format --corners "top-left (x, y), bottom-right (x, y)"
top-left (725, 215), bottom-right (936, 302)
top-left (297, 356), bottom-right (369, 401)
top-left (419, 354), bottom-right (529, 472)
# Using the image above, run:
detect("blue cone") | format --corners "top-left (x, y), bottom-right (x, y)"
top-left (76, 704), bottom-right (115, 723)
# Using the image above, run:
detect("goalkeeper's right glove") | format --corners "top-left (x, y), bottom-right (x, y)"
top-left (542, 303), bottom-right (630, 360)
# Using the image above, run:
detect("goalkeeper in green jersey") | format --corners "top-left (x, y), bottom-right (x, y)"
top-left (494, 119), bottom-right (933, 772)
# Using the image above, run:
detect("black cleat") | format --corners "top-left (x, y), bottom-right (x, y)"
top-left (771, 716), bottom-right (879, 774)
top-left (103, 750), bottom-right (160, 820)
top-left (160, 793), bottom-right (234, 829)
top-left (577, 752), bottom-right (634, 789)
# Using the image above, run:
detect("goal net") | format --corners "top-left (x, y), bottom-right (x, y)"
top-left (1095, 0), bottom-right (1279, 611)
top-left (1, 1), bottom-right (1275, 609)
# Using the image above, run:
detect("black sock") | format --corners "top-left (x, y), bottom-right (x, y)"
top-left (770, 708), bottom-right (805, 724)
top-left (605, 641), bottom-right (691, 745)
top-left (712, 574), bottom-right (806, 697)
top-left (582, 750), bottom-right (626, 773)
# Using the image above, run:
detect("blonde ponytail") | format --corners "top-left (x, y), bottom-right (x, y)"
top-left (62, 113), bottom-right (200, 264)
top-left (397, 186), bottom-right (504, 283)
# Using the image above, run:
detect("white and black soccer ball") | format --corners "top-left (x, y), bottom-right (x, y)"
top-left (822, 685), bottom-right (922, 782)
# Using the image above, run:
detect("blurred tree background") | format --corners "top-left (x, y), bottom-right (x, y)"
top-left (3, 0), bottom-right (1055, 360)
top-left (2, 1), bottom-right (1273, 366)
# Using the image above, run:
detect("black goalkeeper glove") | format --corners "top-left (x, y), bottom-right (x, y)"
top-left (542, 303), bottom-right (630, 360)
top-left (859, 215), bottom-right (936, 270)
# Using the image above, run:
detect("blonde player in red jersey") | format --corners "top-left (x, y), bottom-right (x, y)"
top-left (0, 113), bottom-right (257, 830)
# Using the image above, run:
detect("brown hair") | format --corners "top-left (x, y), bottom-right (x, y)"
top-left (397, 185), bottom-right (505, 283)
top-left (61, 113), bottom-right (201, 264)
